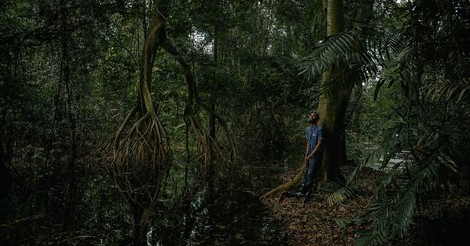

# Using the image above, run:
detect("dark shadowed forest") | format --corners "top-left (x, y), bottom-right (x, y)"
top-left (1, 0), bottom-right (470, 245)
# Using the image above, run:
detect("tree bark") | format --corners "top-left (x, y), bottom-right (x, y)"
top-left (316, 0), bottom-right (373, 182)
top-left (132, 205), bottom-right (150, 246)
top-left (314, 0), bottom-right (347, 182)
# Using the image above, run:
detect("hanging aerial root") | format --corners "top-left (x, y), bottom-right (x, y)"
top-left (184, 112), bottom-right (226, 169)
top-left (161, 39), bottom-right (236, 166)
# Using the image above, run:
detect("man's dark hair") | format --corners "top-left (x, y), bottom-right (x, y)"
top-left (311, 112), bottom-right (320, 121)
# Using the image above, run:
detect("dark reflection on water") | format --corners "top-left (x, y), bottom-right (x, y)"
top-left (184, 191), bottom-right (284, 245)
top-left (0, 162), bottom-right (290, 245)
top-left (150, 162), bottom-right (289, 245)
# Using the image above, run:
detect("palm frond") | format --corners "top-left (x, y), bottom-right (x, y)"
top-left (371, 28), bottom-right (415, 100)
top-left (299, 30), bottom-right (375, 81)
top-left (333, 217), bottom-right (364, 229)
top-left (355, 229), bottom-right (389, 246)
top-left (324, 179), bottom-right (363, 207)
top-left (353, 1), bottom-right (470, 245)
top-left (422, 77), bottom-right (470, 102)
top-left (356, 155), bottom-right (442, 246)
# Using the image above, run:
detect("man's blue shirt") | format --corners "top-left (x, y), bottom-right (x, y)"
top-left (306, 125), bottom-right (324, 155)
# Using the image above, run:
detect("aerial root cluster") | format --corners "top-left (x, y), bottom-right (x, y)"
top-left (108, 112), bottom-right (171, 209)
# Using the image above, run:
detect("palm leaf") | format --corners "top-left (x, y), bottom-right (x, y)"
top-left (422, 77), bottom-right (470, 102)
top-left (324, 179), bottom-right (363, 207)
top-left (299, 30), bottom-right (375, 81)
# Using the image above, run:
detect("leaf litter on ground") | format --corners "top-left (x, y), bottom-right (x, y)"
top-left (262, 166), bottom-right (470, 245)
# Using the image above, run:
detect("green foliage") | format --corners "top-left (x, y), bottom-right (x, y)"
top-left (300, 0), bottom-right (470, 244)
top-left (299, 28), bottom-right (379, 100)
top-left (2, 0), bottom-right (469, 244)
top-left (340, 1), bottom-right (470, 245)
top-left (324, 179), bottom-right (363, 207)
top-left (423, 77), bottom-right (470, 103)
top-left (300, 30), bottom-right (374, 79)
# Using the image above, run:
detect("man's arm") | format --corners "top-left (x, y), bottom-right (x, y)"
top-left (305, 140), bottom-right (310, 159)
top-left (306, 139), bottom-right (322, 161)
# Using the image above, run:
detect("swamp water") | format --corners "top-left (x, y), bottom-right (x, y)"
top-left (146, 162), bottom-right (290, 245)
top-left (0, 162), bottom-right (290, 245)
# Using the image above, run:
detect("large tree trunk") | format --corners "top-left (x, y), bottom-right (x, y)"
top-left (261, 0), bottom-right (347, 202)
top-left (317, 0), bottom-right (373, 182)
top-left (316, 0), bottom-right (347, 182)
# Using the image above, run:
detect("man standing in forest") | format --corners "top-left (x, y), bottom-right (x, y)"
top-left (301, 112), bottom-right (324, 203)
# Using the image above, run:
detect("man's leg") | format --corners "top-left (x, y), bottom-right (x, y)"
top-left (303, 157), bottom-right (316, 203)
top-left (305, 158), bottom-right (317, 190)
top-left (300, 160), bottom-right (309, 194)
top-left (303, 157), bottom-right (320, 202)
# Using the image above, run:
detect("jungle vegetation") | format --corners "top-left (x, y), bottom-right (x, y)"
top-left (1, 0), bottom-right (469, 245)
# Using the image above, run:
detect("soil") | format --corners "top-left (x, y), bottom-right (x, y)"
top-left (262, 166), bottom-right (470, 246)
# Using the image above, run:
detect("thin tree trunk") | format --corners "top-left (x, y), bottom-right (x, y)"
top-left (0, 160), bottom-right (12, 201)
top-left (62, 39), bottom-right (78, 230)
top-left (58, 1), bottom-right (78, 230)
top-left (0, 126), bottom-right (13, 201)
top-left (132, 205), bottom-right (150, 246)
top-left (207, 0), bottom-right (221, 196)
